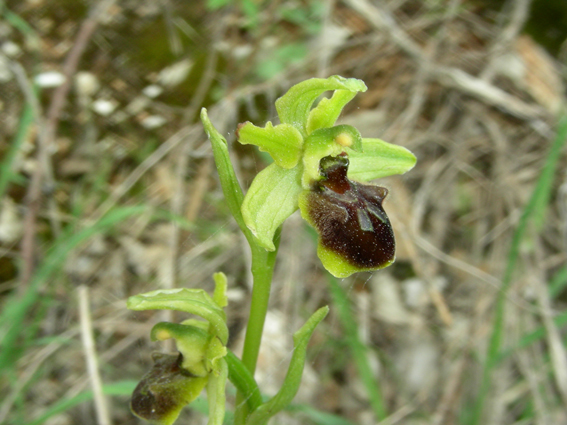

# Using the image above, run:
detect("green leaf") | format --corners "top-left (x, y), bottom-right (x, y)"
top-left (247, 306), bottom-right (329, 425)
top-left (241, 163), bottom-right (303, 251)
top-left (225, 350), bottom-right (263, 412)
top-left (237, 121), bottom-right (303, 168)
top-left (347, 138), bottom-right (417, 181)
top-left (306, 90), bottom-right (358, 134)
top-left (275, 76), bottom-right (367, 137)
top-left (301, 125), bottom-right (362, 188)
top-left (127, 288), bottom-right (229, 345)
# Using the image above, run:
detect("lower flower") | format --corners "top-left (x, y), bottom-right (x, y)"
top-left (131, 352), bottom-right (208, 425)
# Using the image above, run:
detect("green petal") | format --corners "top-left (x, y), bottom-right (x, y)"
top-left (237, 122), bottom-right (304, 168)
top-left (151, 322), bottom-right (211, 377)
top-left (306, 89), bottom-right (358, 134)
top-left (241, 163), bottom-right (303, 251)
top-left (275, 76), bottom-right (367, 137)
top-left (301, 125), bottom-right (362, 188)
top-left (347, 138), bottom-right (417, 181)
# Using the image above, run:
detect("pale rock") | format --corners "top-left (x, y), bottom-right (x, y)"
top-left (75, 71), bottom-right (99, 97)
top-left (158, 58), bottom-right (192, 87)
top-left (35, 71), bottom-right (66, 88)
top-left (142, 84), bottom-right (163, 98)
top-left (92, 98), bottom-right (118, 116)
top-left (0, 198), bottom-right (23, 243)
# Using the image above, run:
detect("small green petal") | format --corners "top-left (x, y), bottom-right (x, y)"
top-left (347, 138), bottom-right (417, 181)
top-left (237, 122), bottom-right (304, 168)
top-left (301, 125), bottom-right (362, 188)
top-left (306, 89), bottom-right (358, 134)
top-left (212, 272), bottom-right (228, 308)
top-left (151, 323), bottom-right (211, 377)
top-left (276, 76), bottom-right (367, 136)
top-left (241, 163), bottom-right (303, 251)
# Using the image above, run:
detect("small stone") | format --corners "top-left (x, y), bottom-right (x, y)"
top-left (92, 98), bottom-right (118, 116)
top-left (35, 71), bottom-right (66, 88)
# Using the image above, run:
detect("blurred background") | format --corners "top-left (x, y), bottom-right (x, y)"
top-left (1, 0), bottom-right (567, 424)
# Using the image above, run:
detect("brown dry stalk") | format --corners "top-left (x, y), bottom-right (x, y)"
top-left (19, 0), bottom-right (117, 293)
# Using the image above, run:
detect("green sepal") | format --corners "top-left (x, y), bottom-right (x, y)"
top-left (206, 358), bottom-right (228, 425)
top-left (201, 108), bottom-right (251, 240)
top-left (130, 353), bottom-right (208, 425)
top-left (127, 288), bottom-right (228, 345)
top-left (275, 76), bottom-right (367, 137)
top-left (247, 306), bottom-right (329, 425)
top-left (347, 138), bottom-right (417, 181)
top-left (241, 163), bottom-right (303, 251)
top-left (301, 125), bottom-right (362, 188)
top-left (306, 89), bottom-right (358, 134)
top-left (237, 122), bottom-right (303, 169)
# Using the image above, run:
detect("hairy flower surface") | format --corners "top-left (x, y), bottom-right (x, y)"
top-left (299, 155), bottom-right (395, 277)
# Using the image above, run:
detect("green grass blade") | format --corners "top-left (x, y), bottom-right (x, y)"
top-left (0, 103), bottom-right (33, 199)
top-left (0, 206), bottom-right (148, 373)
top-left (24, 381), bottom-right (137, 425)
top-left (471, 114), bottom-right (567, 425)
top-left (286, 403), bottom-right (356, 425)
top-left (328, 276), bottom-right (388, 421)
top-left (497, 310), bottom-right (567, 363)
top-left (548, 265), bottom-right (567, 299)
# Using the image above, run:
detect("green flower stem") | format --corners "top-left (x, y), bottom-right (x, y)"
top-left (234, 237), bottom-right (280, 425)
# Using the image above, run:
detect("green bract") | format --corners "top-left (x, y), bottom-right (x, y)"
top-left (202, 75), bottom-right (416, 277)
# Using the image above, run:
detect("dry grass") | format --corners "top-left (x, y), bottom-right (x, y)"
top-left (1, 1), bottom-right (566, 424)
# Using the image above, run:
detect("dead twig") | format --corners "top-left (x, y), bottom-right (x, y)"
top-left (345, 0), bottom-right (546, 120)
top-left (78, 285), bottom-right (112, 425)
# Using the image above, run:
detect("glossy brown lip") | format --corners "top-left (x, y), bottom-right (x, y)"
top-left (306, 155), bottom-right (395, 269)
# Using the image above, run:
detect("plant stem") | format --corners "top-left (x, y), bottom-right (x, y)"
top-left (234, 239), bottom-right (280, 425)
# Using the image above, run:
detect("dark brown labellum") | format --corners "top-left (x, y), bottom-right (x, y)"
top-left (306, 155), bottom-right (395, 270)
top-left (130, 352), bottom-right (207, 424)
